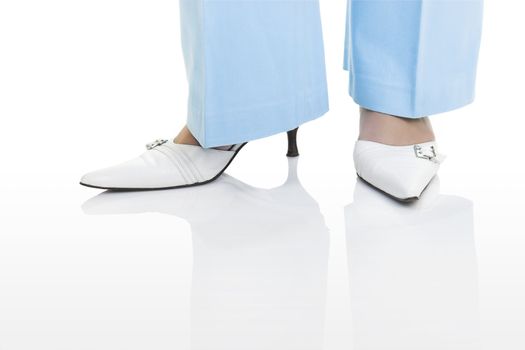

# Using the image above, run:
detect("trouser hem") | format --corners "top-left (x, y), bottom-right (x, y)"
top-left (187, 88), bottom-right (329, 148)
top-left (349, 73), bottom-right (476, 118)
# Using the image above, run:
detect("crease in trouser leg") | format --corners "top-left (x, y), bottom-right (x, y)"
top-left (180, 0), bottom-right (329, 148)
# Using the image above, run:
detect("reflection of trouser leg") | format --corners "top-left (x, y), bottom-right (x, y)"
top-left (180, 0), bottom-right (329, 148)
top-left (344, 0), bottom-right (484, 118)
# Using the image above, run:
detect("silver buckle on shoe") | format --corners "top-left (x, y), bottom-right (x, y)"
top-left (146, 139), bottom-right (168, 150)
top-left (414, 144), bottom-right (438, 162)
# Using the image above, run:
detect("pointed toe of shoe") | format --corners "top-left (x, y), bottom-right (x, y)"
top-left (79, 175), bottom-right (96, 189)
top-left (80, 169), bottom-right (117, 189)
top-left (79, 157), bottom-right (146, 189)
top-left (80, 155), bottom-right (182, 190)
top-left (80, 170), bottom-right (128, 190)
top-left (354, 140), bottom-right (444, 201)
top-left (80, 141), bottom-right (242, 191)
top-left (376, 163), bottom-right (438, 200)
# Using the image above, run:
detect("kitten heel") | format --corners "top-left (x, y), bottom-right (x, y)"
top-left (286, 127), bottom-right (299, 157)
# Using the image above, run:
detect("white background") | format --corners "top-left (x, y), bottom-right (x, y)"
top-left (1, 1), bottom-right (525, 349)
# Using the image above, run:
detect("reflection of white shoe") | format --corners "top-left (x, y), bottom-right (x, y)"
top-left (82, 156), bottom-right (329, 350)
top-left (353, 140), bottom-right (446, 202)
top-left (344, 178), bottom-right (478, 349)
top-left (81, 156), bottom-right (329, 243)
top-left (80, 128), bottom-right (300, 191)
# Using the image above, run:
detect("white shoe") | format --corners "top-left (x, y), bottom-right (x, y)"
top-left (353, 140), bottom-right (446, 201)
top-left (80, 128), bottom-right (300, 191)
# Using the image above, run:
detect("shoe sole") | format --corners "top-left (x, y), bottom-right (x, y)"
top-left (80, 142), bottom-right (249, 191)
top-left (356, 173), bottom-right (421, 203)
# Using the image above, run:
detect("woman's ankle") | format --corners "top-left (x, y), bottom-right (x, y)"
top-left (173, 126), bottom-right (201, 146)
top-left (358, 108), bottom-right (435, 146)
top-left (173, 125), bottom-right (235, 150)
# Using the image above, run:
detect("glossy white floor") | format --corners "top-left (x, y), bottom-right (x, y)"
top-left (1, 1), bottom-right (525, 349)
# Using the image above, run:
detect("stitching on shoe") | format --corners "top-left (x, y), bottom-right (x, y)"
top-left (160, 143), bottom-right (205, 183)
top-left (154, 147), bottom-right (192, 183)
top-left (167, 146), bottom-right (200, 183)
top-left (175, 149), bottom-right (205, 182)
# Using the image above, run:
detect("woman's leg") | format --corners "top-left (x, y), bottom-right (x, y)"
top-left (347, 0), bottom-right (483, 200)
top-left (345, 0), bottom-right (483, 144)
top-left (179, 0), bottom-right (329, 148)
top-left (80, 1), bottom-right (329, 190)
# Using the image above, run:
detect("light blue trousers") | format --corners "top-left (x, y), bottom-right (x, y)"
top-left (180, 0), bottom-right (483, 148)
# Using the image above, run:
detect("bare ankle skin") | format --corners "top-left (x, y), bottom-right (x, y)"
top-left (358, 108), bottom-right (436, 146)
top-left (173, 126), bottom-right (234, 150)
top-left (173, 126), bottom-right (201, 146)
